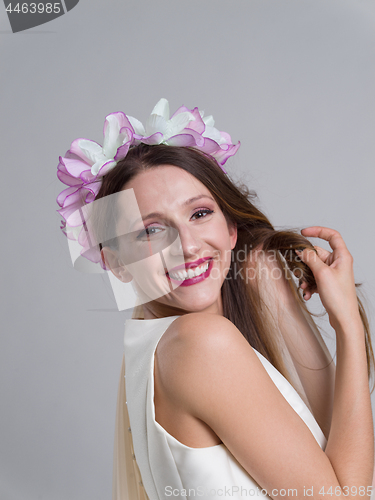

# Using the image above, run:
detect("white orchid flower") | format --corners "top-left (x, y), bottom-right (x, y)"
top-left (128, 98), bottom-right (196, 144)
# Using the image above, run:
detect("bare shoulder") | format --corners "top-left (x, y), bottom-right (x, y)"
top-left (155, 312), bottom-right (259, 411)
top-left (158, 312), bottom-right (252, 365)
top-left (165, 312), bottom-right (243, 347)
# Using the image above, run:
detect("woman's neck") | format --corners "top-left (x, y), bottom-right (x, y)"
top-left (142, 303), bottom-right (187, 320)
top-left (142, 300), bottom-right (224, 320)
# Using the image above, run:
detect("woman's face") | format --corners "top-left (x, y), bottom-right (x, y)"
top-left (112, 165), bottom-right (237, 318)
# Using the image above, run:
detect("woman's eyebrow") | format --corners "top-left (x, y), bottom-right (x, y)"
top-left (141, 195), bottom-right (214, 220)
top-left (183, 194), bottom-right (215, 206)
top-left (140, 211), bottom-right (163, 222)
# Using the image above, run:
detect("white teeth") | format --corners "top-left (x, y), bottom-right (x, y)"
top-left (169, 261), bottom-right (210, 281)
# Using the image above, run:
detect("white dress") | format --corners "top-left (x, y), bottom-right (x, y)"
top-left (123, 315), bottom-right (327, 500)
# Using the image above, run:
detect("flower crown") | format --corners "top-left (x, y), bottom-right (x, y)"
top-left (56, 98), bottom-right (240, 267)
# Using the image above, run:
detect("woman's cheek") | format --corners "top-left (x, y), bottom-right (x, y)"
top-left (127, 253), bottom-right (172, 301)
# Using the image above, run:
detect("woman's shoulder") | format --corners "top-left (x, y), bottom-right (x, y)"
top-left (155, 313), bottom-right (259, 410)
top-left (162, 312), bottom-right (246, 353)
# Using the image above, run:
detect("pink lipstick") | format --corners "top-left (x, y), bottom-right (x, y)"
top-left (166, 257), bottom-right (213, 287)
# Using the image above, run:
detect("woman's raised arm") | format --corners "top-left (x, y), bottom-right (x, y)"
top-left (296, 227), bottom-right (374, 490)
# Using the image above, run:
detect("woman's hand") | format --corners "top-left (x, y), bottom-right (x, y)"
top-left (296, 226), bottom-right (361, 331)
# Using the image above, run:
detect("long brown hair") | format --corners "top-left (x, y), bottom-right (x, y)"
top-left (93, 143), bottom-right (375, 390)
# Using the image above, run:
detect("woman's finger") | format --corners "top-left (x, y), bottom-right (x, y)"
top-left (301, 226), bottom-right (348, 255)
top-left (296, 247), bottom-right (326, 275)
top-left (302, 290), bottom-right (314, 300)
top-left (299, 280), bottom-right (318, 300)
top-left (295, 238), bottom-right (335, 301)
top-left (297, 246), bottom-right (331, 267)
top-left (313, 245), bottom-right (332, 264)
top-left (300, 282), bottom-right (318, 293)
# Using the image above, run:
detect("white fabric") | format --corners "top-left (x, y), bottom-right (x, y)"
top-left (122, 315), bottom-right (327, 500)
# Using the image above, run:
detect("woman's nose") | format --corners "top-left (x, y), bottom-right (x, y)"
top-left (170, 224), bottom-right (202, 260)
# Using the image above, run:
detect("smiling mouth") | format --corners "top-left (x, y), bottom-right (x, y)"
top-left (168, 260), bottom-right (211, 281)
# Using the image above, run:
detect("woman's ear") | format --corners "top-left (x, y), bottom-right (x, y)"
top-left (228, 221), bottom-right (238, 250)
top-left (101, 247), bottom-right (133, 283)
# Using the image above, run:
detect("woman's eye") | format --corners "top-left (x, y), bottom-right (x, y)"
top-left (136, 226), bottom-right (164, 240)
top-left (191, 209), bottom-right (214, 220)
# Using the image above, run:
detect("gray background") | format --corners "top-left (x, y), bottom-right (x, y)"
top-left (1, 1), bottom-right (374, 499)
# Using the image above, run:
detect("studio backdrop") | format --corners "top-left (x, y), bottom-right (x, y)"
top-left (1, 1), bottom-right (374, 499)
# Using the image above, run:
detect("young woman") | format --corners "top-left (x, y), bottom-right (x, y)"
top-left (57, 99), bottom-right (374, 500)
